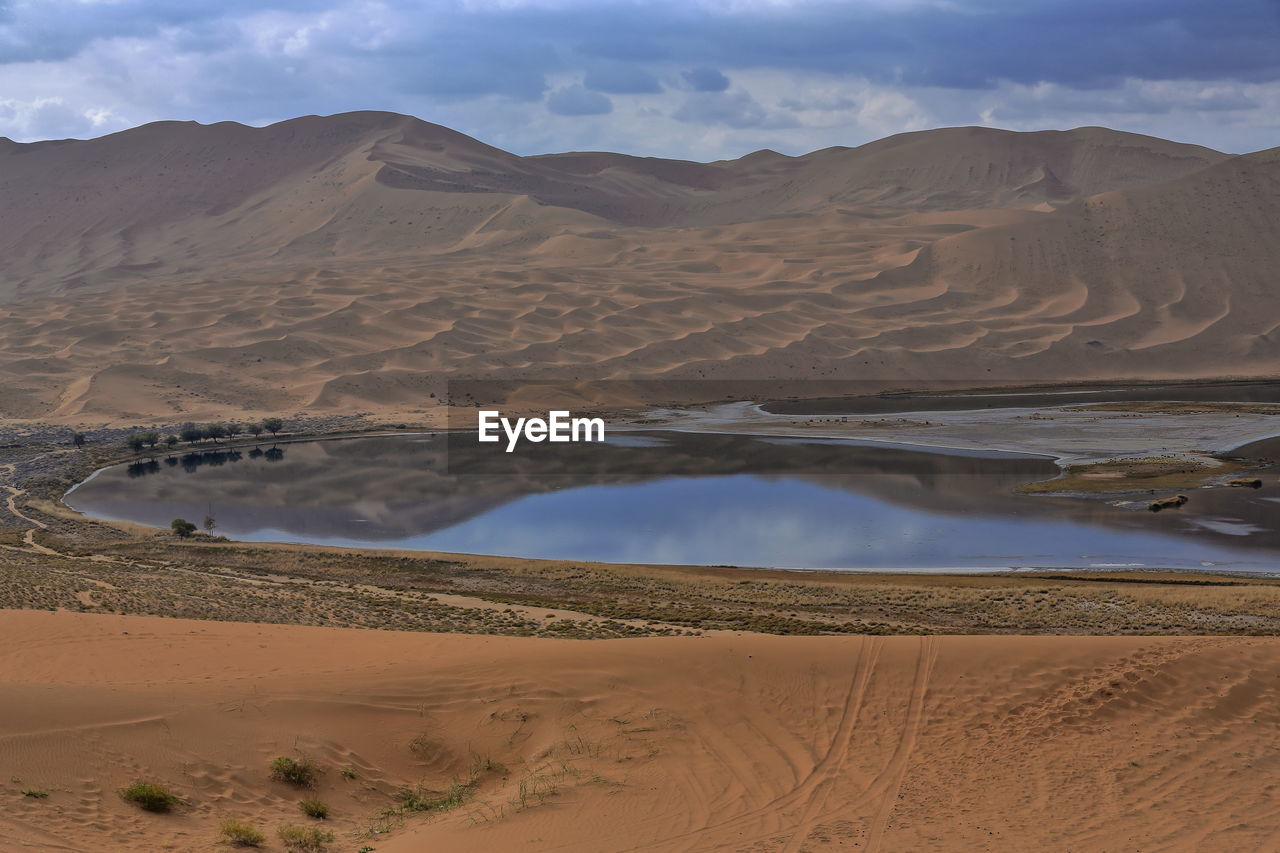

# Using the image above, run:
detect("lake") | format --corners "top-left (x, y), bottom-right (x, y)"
top-left (65, 431), bottom-right (1280, 571)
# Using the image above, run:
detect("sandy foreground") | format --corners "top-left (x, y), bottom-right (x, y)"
top-left (1, 611), bottom-right (1276, 852)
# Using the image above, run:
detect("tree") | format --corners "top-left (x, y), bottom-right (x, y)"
top-left (72, 432), bottom-right (86, 449)
top-left (202, 513), bottom-right (216, 536)
top-left (179, 423), bottom-right (203, 445)
top-left (226, 422), bottom-right (242, 440)
top-left (141, 431), bottom-right (160, 449)
top-left (165, 435), bottom-right (179, 449)
top-left (170, 518), bottom-right (197, 538)
top-left (125, 434), bottom-right (146, 453)
top-left (261, 417), bottom-right (284, 437)
top-left (247, 423), bottom-right (264, 438)
top-left (203, 422), bottom-right (228, 443)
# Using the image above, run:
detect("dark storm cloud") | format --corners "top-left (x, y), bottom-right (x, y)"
top-left (683, 67), bottom-right (730, 92)
top-left (6, 0), bottom-right (1278, 86)
top-left (0, 0), bottom-right (328, 63)
top-left (2, 0), bottom-right (1279, 153)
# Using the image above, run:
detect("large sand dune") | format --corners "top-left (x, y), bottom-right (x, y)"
top-left (2, 610), bottom-right (1278, 851)
top-left (0, 112), bottom-right (1274, 422)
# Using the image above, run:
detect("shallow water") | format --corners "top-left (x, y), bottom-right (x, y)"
top-left (66, 432), bottom-right (1280, 571)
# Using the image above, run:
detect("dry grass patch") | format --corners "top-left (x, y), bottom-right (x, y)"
top-left (277, 824), bottom-right (334, 851)
top-left (220, 817), bottom-right (266, 847)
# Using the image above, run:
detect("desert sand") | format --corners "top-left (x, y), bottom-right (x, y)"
top-left (1, 112), bottom-right (1277, 423)
top-left (3, 610), bottom-right (1279, 852)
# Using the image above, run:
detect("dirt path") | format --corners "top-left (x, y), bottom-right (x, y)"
top-left (1, 463), bottom-right (61, 555)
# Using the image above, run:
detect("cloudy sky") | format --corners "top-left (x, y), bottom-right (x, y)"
top-left (2, 0), bottom-right (1278, 159)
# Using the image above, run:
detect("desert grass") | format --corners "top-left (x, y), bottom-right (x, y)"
top-left (299, 798), bottom-right (329, 819)
top-left (277, 824), bottom-right (334, 851)
top-left (220, 818), bottom-right (266, 847)
top-left (119, 781), bottom-right (181, 812)
top-left (270, 756), bottom-right (319, 787)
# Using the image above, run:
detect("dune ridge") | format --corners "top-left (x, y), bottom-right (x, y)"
top-left (0, 112), bottom-right (1274, 422)
top-left (3, 611), bottom-right (1279, 852)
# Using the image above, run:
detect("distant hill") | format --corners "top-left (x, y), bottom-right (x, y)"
top-left (0, 111), bottom-right (1273, 422)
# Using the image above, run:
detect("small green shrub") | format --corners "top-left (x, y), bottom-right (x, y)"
top-left (277, 824), bottom-right (334, 851)
top-left (270, 756), bottom-right (318, 787)
top-left (339, 766), bottom-right (357, 780)
top-left (220, 817), bottom-right (266, 847)
top-left (120, 781), bottom-right (181, 812)
top-left (20, 788), bottom-right (49, 799)
top-left (299, 797), bottom-right (329, 819)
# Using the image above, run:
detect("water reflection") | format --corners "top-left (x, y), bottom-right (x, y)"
top-left (68, 432), bottom-right (1280, 571)
top-left (127, 446), bottom-right (285, 477)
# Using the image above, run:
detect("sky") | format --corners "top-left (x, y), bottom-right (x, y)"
top-left (1, 0), bottom-right (1278, 160)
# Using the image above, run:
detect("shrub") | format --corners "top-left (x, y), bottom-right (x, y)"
top-left (299, 798), bottom-right (329, 819)
top-left (220, 818), bottom-right (266, 847)
top-left (339, 766), bottom-right (357, 780)
top-left (277, 824), bottom-right (334, 851)
top-left (21, 788), bottom-right (49, 799)
top-left (119, 781), bottom-right (181, 812)
top-left (270, 756), bottom-right (318, 787)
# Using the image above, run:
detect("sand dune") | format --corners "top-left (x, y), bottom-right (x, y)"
top-left (0, 112), bottom-right (1274, 422)
top-left (3, 610), bottom-right (1278, 852)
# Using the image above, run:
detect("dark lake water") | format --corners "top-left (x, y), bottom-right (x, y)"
top-left (65, 432), bottom-right (1280, 572)
top-left (763, 380), bottom-right (1280, 415)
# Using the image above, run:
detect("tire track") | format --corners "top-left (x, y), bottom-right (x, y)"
top-left (862, 635), bottom-right (937, 853)
top-left (619, 637), bottom-right (885, 853)
top-left (777, 637), bottom-right (885, 853)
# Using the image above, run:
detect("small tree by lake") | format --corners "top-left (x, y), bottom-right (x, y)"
top-left (261, 417), bottom-right (284, 438)
top-left (179, 423), bottom-right (203, 445)
top-left (226, 422), bottom-right (242, 440)
top-left (165, 434), bottom-right (179, 449)
top-left (204, 423), bottom-right (228, 443)
top-left (141, 431), bottom-right (160, 449)
top-left (248, 423), bottom-right (264, 438)
top-left (125, 434), bottom-right (146, 453)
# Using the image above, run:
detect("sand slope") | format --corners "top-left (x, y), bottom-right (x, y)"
top-left (0, 112), bottom-right (1274, 422)
top-left (2, 611), bottom-right (1278, 852)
